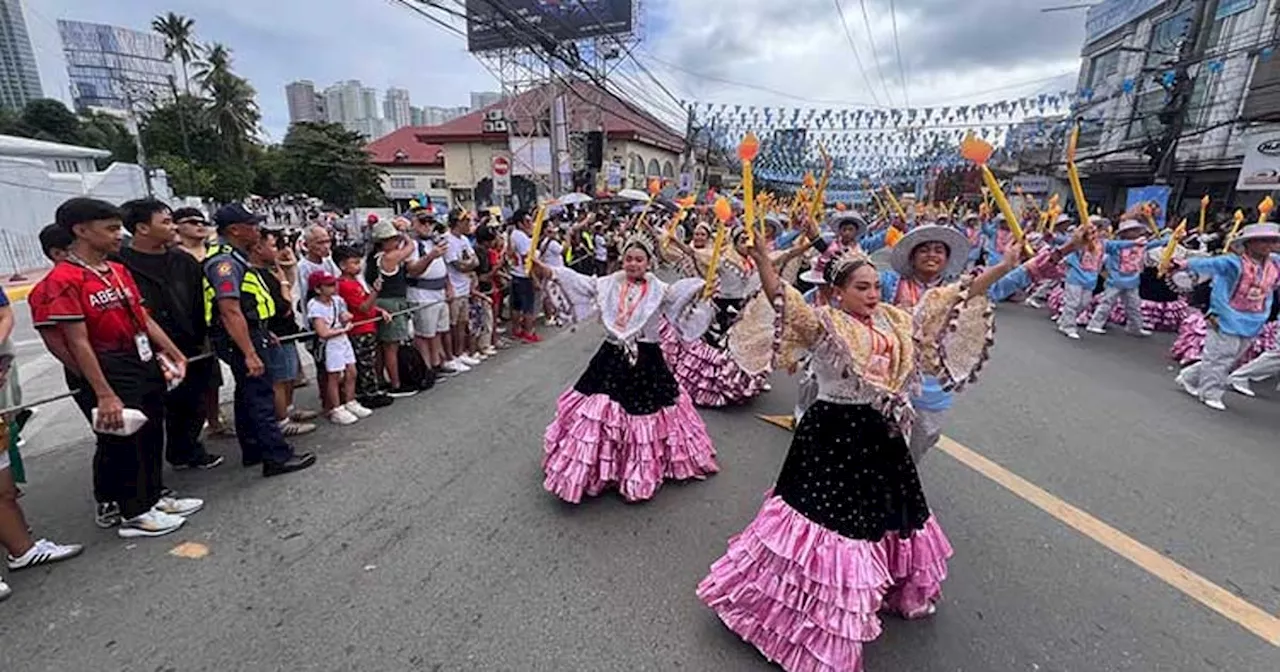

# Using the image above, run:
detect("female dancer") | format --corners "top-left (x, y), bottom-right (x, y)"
top-left (532, 234), bottom-right (718, 504)
top-left (698, 234), bottom-right (1026, 672)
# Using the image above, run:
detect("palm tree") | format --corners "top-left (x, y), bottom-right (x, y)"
top-left (194, 43), bottom-right (260, 158)
top-left (193, 43), bottom-right (230, 92)
top-left (151, 13), bottom-right (198, 95)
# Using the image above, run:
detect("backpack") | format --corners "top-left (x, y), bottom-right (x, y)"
top-left (397, 340), bottom-right (436, 391)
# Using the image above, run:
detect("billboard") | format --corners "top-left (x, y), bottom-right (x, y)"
top-left (1083, 0), bottom-right (1163, 46)
top-left (465, 0), bottom-right (634, 54)
top-left (1236, 125), bottom-right (1280, 191)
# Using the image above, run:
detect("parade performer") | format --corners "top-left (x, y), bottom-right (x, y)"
top-left (1055, 216), bottom-right (1106, 339)
top-left (1174, 222), bottom-right (1280, 411)
top-left (532, 233), bottom-right (718, 503)
top-left (665, 224), bottom-right (812, 407)
top-left (698, 234), bottom-right (1026, 672)
top-left (960, 212), bottom-right (985, 268)
top-left (1085, 219), bottom-right (1163, 336)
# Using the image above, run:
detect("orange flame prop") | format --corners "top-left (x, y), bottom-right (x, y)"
top-left (960, 132), bottom-right (1030, 254)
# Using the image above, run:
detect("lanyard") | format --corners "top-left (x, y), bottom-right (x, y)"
top-left (66, 255), bottom-right (147, 335)
top-left (614, 278), bottom-right (650, 328)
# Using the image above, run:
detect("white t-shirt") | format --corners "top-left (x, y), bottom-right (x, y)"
top-left (306, 295), bottom-right (349, 338)
top-left (445, 232), bottom-right (474, 295)
top-left (594, 234), bottom-right (608, 261)
top-left (407, 237), bottom-right (449, 304)
top-left (509, 228), bottom-right (532, 278)
top-left (541, 239), bottom-right (565, 268)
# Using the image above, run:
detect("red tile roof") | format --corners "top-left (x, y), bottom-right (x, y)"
top-left (366, 127), bottom-right (445, 166)
top-left (413, 78), bottom-right (685, 154)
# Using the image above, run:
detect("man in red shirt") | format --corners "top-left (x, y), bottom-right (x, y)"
top-left (31, 198), bottom-right (202, 539)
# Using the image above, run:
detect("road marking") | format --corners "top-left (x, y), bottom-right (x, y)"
top-left (936, 436), bottom-right (1280, 647)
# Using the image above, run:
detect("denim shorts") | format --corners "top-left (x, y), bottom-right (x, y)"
top-left (265, 342), bottom-right (300, 383)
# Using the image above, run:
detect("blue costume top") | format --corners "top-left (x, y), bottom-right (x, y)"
top-left (1186, 253), bottom-right (1280, 338)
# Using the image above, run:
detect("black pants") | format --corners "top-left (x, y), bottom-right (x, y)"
top-left (213, 328), bottom-right (294, 466)
top-left (164, 355), bottom-right (214, 466)
top-left (69, 354), bottom-right (166, 519)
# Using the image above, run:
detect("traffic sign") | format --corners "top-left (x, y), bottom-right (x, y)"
top-left (492, 154), bottom-right (512, 197)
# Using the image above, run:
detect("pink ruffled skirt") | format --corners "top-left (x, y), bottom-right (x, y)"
top-left (1170, 310), bottom-right (1279, 365)
top-left (542, 341), bottom-right (718, 503)
top-left (1046, 286), bottom-right (1188, 332)
top-left (698, 495), bottom-right (952, 672)
top-left (671, 336), bottom-right (770, 407)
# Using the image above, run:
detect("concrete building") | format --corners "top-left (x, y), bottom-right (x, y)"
top-left (414, 78), bottom-right (687, 209)
top-left (366, 127), bottom-right (448, 212)
top-left (323, 80), bottom-right (363, 126)
top-left (0, 134), bottom-right (173, 273)
top-left (360, 87), bottom-right (378, 120)
top-left (421, 105), bottom-right (470, 126)
top-left (0, 0), bottom-right (42, 109)
top-left (384, 88), bottom-right (412, 130)
top-left (410, 106), bottom-right (426, 127)
top-left (1073, 0), bottom-right (1280, 213)
top-left (285, 79), bottom-right (326, 123)
top-left (469, 91), bottom-right (502, 111)
top-left (58, 20), bottom-right (175, 112)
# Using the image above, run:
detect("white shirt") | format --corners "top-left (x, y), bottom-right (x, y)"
top-left (407, 237), bottom-right (449, 304)
top-left (509, 228), bottom-right (532, 278)
top-left (541, 239), bottom-right (565, 268)
top-left (445, 232), bottom-right (474, 295)
top-left (594, 234), bottom-right (608, 261)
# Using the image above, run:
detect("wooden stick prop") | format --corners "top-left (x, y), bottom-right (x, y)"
top-left (960, 132), bottom-right (1032, 256)
top-left (524, 204), bottom-right (548, 274)
top-left (738, 132), bottom-right (760, 245)
top-left (704, 196), bottom-right (733, 299)
top-left (1198, 195), bottom-right (1209, 235)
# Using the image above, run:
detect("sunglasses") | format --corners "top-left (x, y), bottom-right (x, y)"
top-left (178, 218), bottom-right (209, 226)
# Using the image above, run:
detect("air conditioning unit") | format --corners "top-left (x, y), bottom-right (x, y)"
top-left (482, 120), bottom-right (495, 133)
top-left (486, 109), bottom-right (505, 121)
top-left (491, 120), bottom-right (508, 132)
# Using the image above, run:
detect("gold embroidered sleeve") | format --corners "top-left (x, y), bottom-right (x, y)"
top-left (776, 285), bottom-right (823, 370)
top-left (915, 280), bottom-right (995, 392)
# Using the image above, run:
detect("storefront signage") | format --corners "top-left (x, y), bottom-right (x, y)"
top-left (1237, 126), bottom-right (1280, 191)
top-left (1085, 0), bottom-right (1164, 45)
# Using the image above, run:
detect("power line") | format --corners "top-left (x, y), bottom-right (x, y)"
top-left (855, 0), bottom-right (897, 107)
top-left (888, 0), bottom-right (909, 107)
top-left (831, 0), bottom-right (883, 107)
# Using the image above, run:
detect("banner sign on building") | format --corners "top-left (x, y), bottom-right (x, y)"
top-left (466, 0), bottom-right (634, 53)
top-left (1126, 185), bottom-right (1172, 227)
top-left (606, 163), bottom-right (622, 189)
top-left (1084, 0), bottom-right (1164, 45)
top-left (1237, 126), bottom-right (1280, 191)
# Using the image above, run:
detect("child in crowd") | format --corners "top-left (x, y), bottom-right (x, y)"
top-left (334, 246), bottom-right (393, 409)
top-left (306, 271), bottom-right (371, 426)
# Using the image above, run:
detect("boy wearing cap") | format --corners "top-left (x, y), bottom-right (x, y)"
top-left (1175, 222), bottom-right (1280, 410)
top-left (205, 203), bottom-right (315, 477)
top-left (1085, 220), bottom-right (1164, 337)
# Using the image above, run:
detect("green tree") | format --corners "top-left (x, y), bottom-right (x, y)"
top-left (80, 111), bottom-right (138, 167)
top-left (151, 13), bottom-right (199, 96)
top-left (194, 43), bottom-right (260, 159)
top-left (20, 99), bottom-right (83, 144)
top-left (279, 122), bottom-right (385, 209)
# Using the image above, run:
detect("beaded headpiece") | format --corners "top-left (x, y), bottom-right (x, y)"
top-left (825, 246), bottom-right (874, 286)
top-left (622, 231), bottom-right (656, 259)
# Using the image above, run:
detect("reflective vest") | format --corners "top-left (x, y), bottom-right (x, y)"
top-left (202, 243), bottom-right (276, 324)
top-left (565, 231), bottom-right (594, 264)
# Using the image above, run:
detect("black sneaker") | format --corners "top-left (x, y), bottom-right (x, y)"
top-left (173, 452), bottom-right (225, 471)
top-left (386, 386), bottom-right (419, 398)
top-left (263, 452), bottom-right (316, 477)
top-left (359, 394), bottom-right (394, 409)
top-left (95, 502), bottom-right (121, 529)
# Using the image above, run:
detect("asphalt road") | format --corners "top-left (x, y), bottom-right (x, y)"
top-left (1, 305), bottom-right (1278, 672)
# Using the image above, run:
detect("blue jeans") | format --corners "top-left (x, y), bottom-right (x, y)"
top-left (213, 328), bottom-right (294, 466)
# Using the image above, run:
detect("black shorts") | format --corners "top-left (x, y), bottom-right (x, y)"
top-left (510, 276), bottom-right (536, 314)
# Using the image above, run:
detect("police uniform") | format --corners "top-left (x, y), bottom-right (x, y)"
top-left (204, 240), bottom-right (296, 468)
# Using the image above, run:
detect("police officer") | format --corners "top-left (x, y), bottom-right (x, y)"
top-left (205, 204), bottom-right (316, 477)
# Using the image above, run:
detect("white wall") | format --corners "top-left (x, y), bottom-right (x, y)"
top-left (0, 159), bottom-right (174, 274)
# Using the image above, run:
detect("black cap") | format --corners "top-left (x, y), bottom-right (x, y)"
top-left (172, 207), bottom-right (208, 223)
top-left (213, 203), bottom-right (265, 230)
top-left (55, 197), bottom-right (121, 230)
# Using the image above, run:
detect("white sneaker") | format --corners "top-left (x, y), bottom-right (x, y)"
top-left (1174, 372), bottom-right (1200, 397)
top-left (1202, 398), bottom-right (1227, 411)
top-left (1061, 329), bottom-right (1081, 340)
top-left (459, 354), bottom-right (482, 366)
top-left (154, 496), bottom-right (204, 518)
top-left (344, 400), bottom-right (373, 419)
top-left (474, 351), bottom-right (490, 361)
top-left (1086, 326), bottom-right (1107, 335)
top-left (328, 407), bottom-right (359, 425)
top-left (448, 358), bottom-right (471, 373)
top-left (7, 538), bottom-right (84, 570)
top-left (1134, 328), bottom-right (1153, 337)
top-left (482, 347), bottom-right (497, 356)
top-left (118, 509), bottom-right (185, 538)
top-left (1230, 379), bottom-right (1256, 397)
top-left (0, 579), bottom-right (9, 602)
top-left (1025, 299), bottom-right (1043, 309)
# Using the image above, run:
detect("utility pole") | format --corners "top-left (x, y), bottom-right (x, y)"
top-left (1152, 0), bottom-right (1222, 184)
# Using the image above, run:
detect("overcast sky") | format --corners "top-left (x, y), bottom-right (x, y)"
top-left (25, 0), bottom-right (1088, 140)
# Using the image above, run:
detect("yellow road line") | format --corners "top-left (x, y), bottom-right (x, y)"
top-left (936, 435), bottom-right (1280, 648)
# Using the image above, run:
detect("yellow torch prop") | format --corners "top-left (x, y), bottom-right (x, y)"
top-left (1223, 209), bottom-right (1246, 252)
top-left (704, 196), bottom-right (734, 299)
top-left (523, 204), bottom-right (548, 274)
top-left (960, 132), bottom-right (1031, 255)
top-left (1158, 218), bottom-right (1187, 277)
top-left (809, 146), bottom-right (833, 221)
top-left (883, 186), bottom-right (908, 221)
top-left (738, 132), bottom-right (760, 245)
top-left (1064, 123), bottom-right (1091, 230)
top-left (1198, 195), bottom-right (1209, 235)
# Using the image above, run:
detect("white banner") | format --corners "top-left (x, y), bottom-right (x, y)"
top-left (1236, 126), bottom-right (1280, 191)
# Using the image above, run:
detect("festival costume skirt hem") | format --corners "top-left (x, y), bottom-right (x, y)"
top-left (696, 494), bottom-right (952, 672)
top-left (1046, 285), bottom-right (1188, 332)
top-left (670, 335), bottom-right (770, 408)
top-left (542, 342), bottom-right (718, 504)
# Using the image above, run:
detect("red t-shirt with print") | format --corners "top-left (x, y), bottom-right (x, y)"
top-left (31, 260), bottom-right (150, 355)
top-left (336, 277), bottom-right (377, 336)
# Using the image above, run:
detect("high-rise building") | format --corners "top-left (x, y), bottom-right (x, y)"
top-left (470, 91), bottom-right (502, 111)
top-left (384, 87), bottom-right (411, 130)
top-left (285, 79), bottom-right (326, 123)
top-left (59, 20), bottom-right (175, 111)
top-left (360, 87), bottom-right (378, 120)
top-left (0, 0), bottom-right (42, 109)
top-left (410, 105), bottom-right (425, 127)
top-left (422, 105), bottom-right (470, 126)
top-left (323, 79), bottom-right (363, 126)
